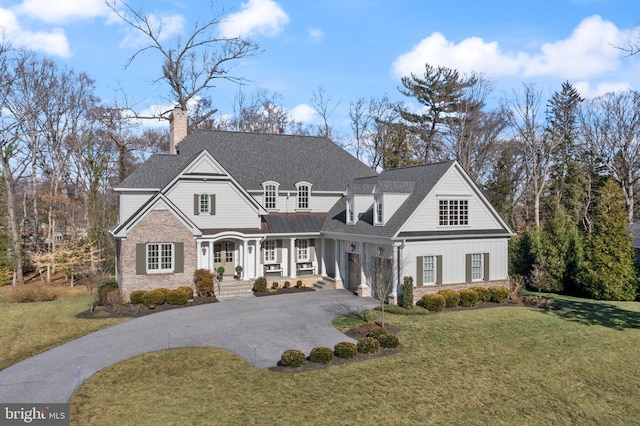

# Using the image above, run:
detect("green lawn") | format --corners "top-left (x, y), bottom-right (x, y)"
top-left (0, 296), bottom-right (128, 370)
top-left (69, 296), bottom-right (640, 425)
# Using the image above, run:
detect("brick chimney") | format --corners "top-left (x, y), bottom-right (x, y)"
top-left (169, 107), bottom-right (188, 155)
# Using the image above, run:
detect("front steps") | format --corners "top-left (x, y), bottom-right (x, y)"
top-left (313, 277), bottom-right (335, 290)
top-left (215, 280), bottom-right (253, 300)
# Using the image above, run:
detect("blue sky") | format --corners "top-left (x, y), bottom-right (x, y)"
top-left (1, 0), bottom-right (639, 137)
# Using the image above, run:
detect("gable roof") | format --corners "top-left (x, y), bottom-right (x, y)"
top-left (118, 130), bottom-right (376, 192)
top-left (322, 160), bottom-right (513, 239)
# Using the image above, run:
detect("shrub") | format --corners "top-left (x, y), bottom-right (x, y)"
top-left (129, 290), bottom-right (147, 305)
top-left (6, 285), bottom-right (57, 303)
top-left (309, 347), bottom-right (334, 364)
top-left (296, 280), bottom-right (303, 288)
top-left (283, 281), bottom-right (291, 288)
top-left (488, 286), bottom-right (510, 303)
top-left (334, 342), bottom-right (358, 359)
top-left (100, 279), bottom-right (119, 289)
top-left (216, 266), bottom-right (225, 275)
top-left (194, 269), bottom-right (214, 297)
top-left (177, 286), bottom-right (194, 300)
top-left (471, 286), bottom-right (491, 303)
top-left (400, 276), bottom-right (414, 308)
top-left (438, 289), bottom-right (460, 307)
top-left (272, 281), bottom-right (279, 290)
top-left (142, 289), bottom-right (166, 307)
top-left (357, 337), bottom-right (380, 354)
top-left (422, 294), bottom-right (446, 312)
top-left (377, 334), bottom-right (400, 348)
top-left (235, 265), bottom-right (243, 275)
top-left (459, 289), bottom-right (479, 307)
top-left (166, 289), bottom-right (188, 305)
top-left (367, 327), bottom-right (389, 340)
top-left (98, 281), bottom-right (120, 306)
top-left (280, 349), bottom-right (306, 367)
top-left (252, 276), bottom-right (267, 292)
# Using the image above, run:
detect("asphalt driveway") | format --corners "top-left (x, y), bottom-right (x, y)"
top-left (0, 290), bottom-right (377, 403)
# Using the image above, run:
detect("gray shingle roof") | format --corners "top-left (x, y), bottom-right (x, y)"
top-left (323, 160), bottom-right (464, 238)
top-left (262, 213), bottom-right (327, 234)
top-left (118, 130), bottom-right (376, 191)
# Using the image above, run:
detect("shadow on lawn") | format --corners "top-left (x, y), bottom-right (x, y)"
top-left (547, 297), bottom-right (640, 330)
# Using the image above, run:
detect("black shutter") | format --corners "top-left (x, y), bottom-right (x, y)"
top-left (174, 243), bottom-right (184, 273)
top-left (136, 244), bottom-right (146, 275)
top-left (465, 254), bottom-right (472, 283)
top-left (194, 194), bottom-right (199, 215)
top-left (210, 194), bottom-right (216, 215)
top-left (310, 239), bottom-right (315, 262)
top-left (436, 255), bottom-right (443, 284)
top-left (483, 253), bottom-right (490, 281)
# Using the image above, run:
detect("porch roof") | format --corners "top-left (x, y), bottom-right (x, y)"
top-left (262, 213), bottom-right (326, 234)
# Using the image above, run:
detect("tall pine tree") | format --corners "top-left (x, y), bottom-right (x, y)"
top-left (579, 179), bottom-right (637, 300)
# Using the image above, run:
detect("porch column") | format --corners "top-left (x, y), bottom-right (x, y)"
top-left (320, 238), bottom-right (326, 276)
top-left (289, 238), bottom-right (297, 278)
top-left (254, 239), bottom-right (261, 279)
top-left (333, 239), bottom-right (341, 282)
top-left (242, 240), bottom-right (249, 279)
top-left (388, 244), bottom-right (399, 305)
top-left (358, 243), bottom-right (370, 298)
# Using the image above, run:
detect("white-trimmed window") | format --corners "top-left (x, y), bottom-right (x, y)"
top-left (194, 194), bottom-right (215, 215)
top-left (471, 253), bottom-right (483, 281)
top-left (297, 184), bottom-right (310, 210)
top-left (147, 243), bottom-right (174, 273)
top-left (422, 255), bottom-right (436, 284)
top-left (439, 199), bottom-right (469, 226)
top-left (374, 195), bottom-right (383, 225)
top-left (264, 184), bottom-right (277, 210)
top-left (199, 194), bottom-right (210, 214)
top-left (346, 197), bottom-right (355, 224)
top-left (297, 239), bottom-right (309, 261)
top-left (264, 240), bottom-right (276, 262)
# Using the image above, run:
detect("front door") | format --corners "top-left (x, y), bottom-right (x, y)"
top-left (347, 253), bottom-right (361, 292)
top-left (214, 241), bottom-right (235, 275)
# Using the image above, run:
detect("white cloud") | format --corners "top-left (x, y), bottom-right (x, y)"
top-left (308, 28), bottom-right (324, 42)
top-left (289, 104), bottom-right (317, 123)
top-left (15, 0), bottom-right (113, 24)
top-left (574, 80), bottom-right (631, 98)
top-left (219, 0), bottom-right (289, 38)
top-left (0, 8), bottom-right (71, 57)
top-left (392, 15), bottom-right (628, 81)
top-left (119, 13), bottom-right (185, 49)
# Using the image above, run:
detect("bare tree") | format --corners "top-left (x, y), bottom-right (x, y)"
top-left (578, 90), bottom-right (640, 223)
top-left (361, 244), bottom-right (396, 327)
top-left (106, 0), bottom-right (261, 130)
top-left (310, 86), bottom-right (340, 141)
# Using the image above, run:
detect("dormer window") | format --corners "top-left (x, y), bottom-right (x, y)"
top-left (439, 199), bottom-right (468, 226)
top-left (296, 182), bottom-right (312, 210)
top-left (262, 181), bottom-right (279, 210)
top-left (346, 196), bottom-right (355, 225)
top-left (194, 194), bottom-right (215, 215)
top-left (374, 194), bottom-right (383, 225)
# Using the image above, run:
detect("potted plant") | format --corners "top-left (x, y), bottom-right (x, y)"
top-left (235, 265), bottom-right (243, 279)
top-left (216, 266), bottom-right (225, 281)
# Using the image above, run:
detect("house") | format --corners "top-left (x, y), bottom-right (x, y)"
top-left (111, 108), bottom-right (514, 303)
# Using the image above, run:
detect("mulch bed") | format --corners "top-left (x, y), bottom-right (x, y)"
top-left (76, 296), bottom-right (219, 319)
top-left (268, 322), bottom-right (402, 374)
top-left (253, 286), bottom-right (315, 297)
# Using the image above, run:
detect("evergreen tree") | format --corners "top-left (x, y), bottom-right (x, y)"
top-left (578, 179), bottom-right (637, 300)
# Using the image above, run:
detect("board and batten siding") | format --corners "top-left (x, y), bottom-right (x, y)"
top-left (166, 181), bottom-right (260, 229)
top-left (402, 238), bottom-right (509, 285)
top-left (401, 167), bottom-right (503, 233)
top-left (119, 192), bottom-right (155, 222)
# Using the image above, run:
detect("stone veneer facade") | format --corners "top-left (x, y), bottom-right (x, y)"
top-left (119, 210), bottom-right (196, 302)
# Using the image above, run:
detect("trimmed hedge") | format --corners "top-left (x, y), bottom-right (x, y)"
top-left (438, 289), bottom-right (460, 308)
top-left (422, 294), bottom-right (446, 312)
top-left (166, 289), bottom-right (188, 305)
top-left (177, 286), bottom-right (195, 300)
top-left (252, 276), bottom-right (267, 292)
top-left (296, 280), bottom-right (303, 288)
top-left (129, 290), bottom-right (147, 305)
top-left (334, 342), bottom-right (358, 359)
top-left (488, 286), bottom-right (510, 303)
top-left (283, 281), bottom-right (291, 288)
top-left (309, 347), bottom-right (334, 364)
top-left (377, 334), bottom-right (400, 348)
top-left (142, 289), bottom-right (166, 307)
top-left (459, 289), bottom-right (479, 307)
top-left (280, 349), bottom-right (306, 367)
top-left (367, 327), bottom-right (389, 339)
top-left (357, 337), bottom-right (380, 354)
top-left (272, 282), bottom-right (279, 290)
top-left (471, 286), bottom-right (491, 303)
top-left (401, 276), bottom-right (414, 308)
